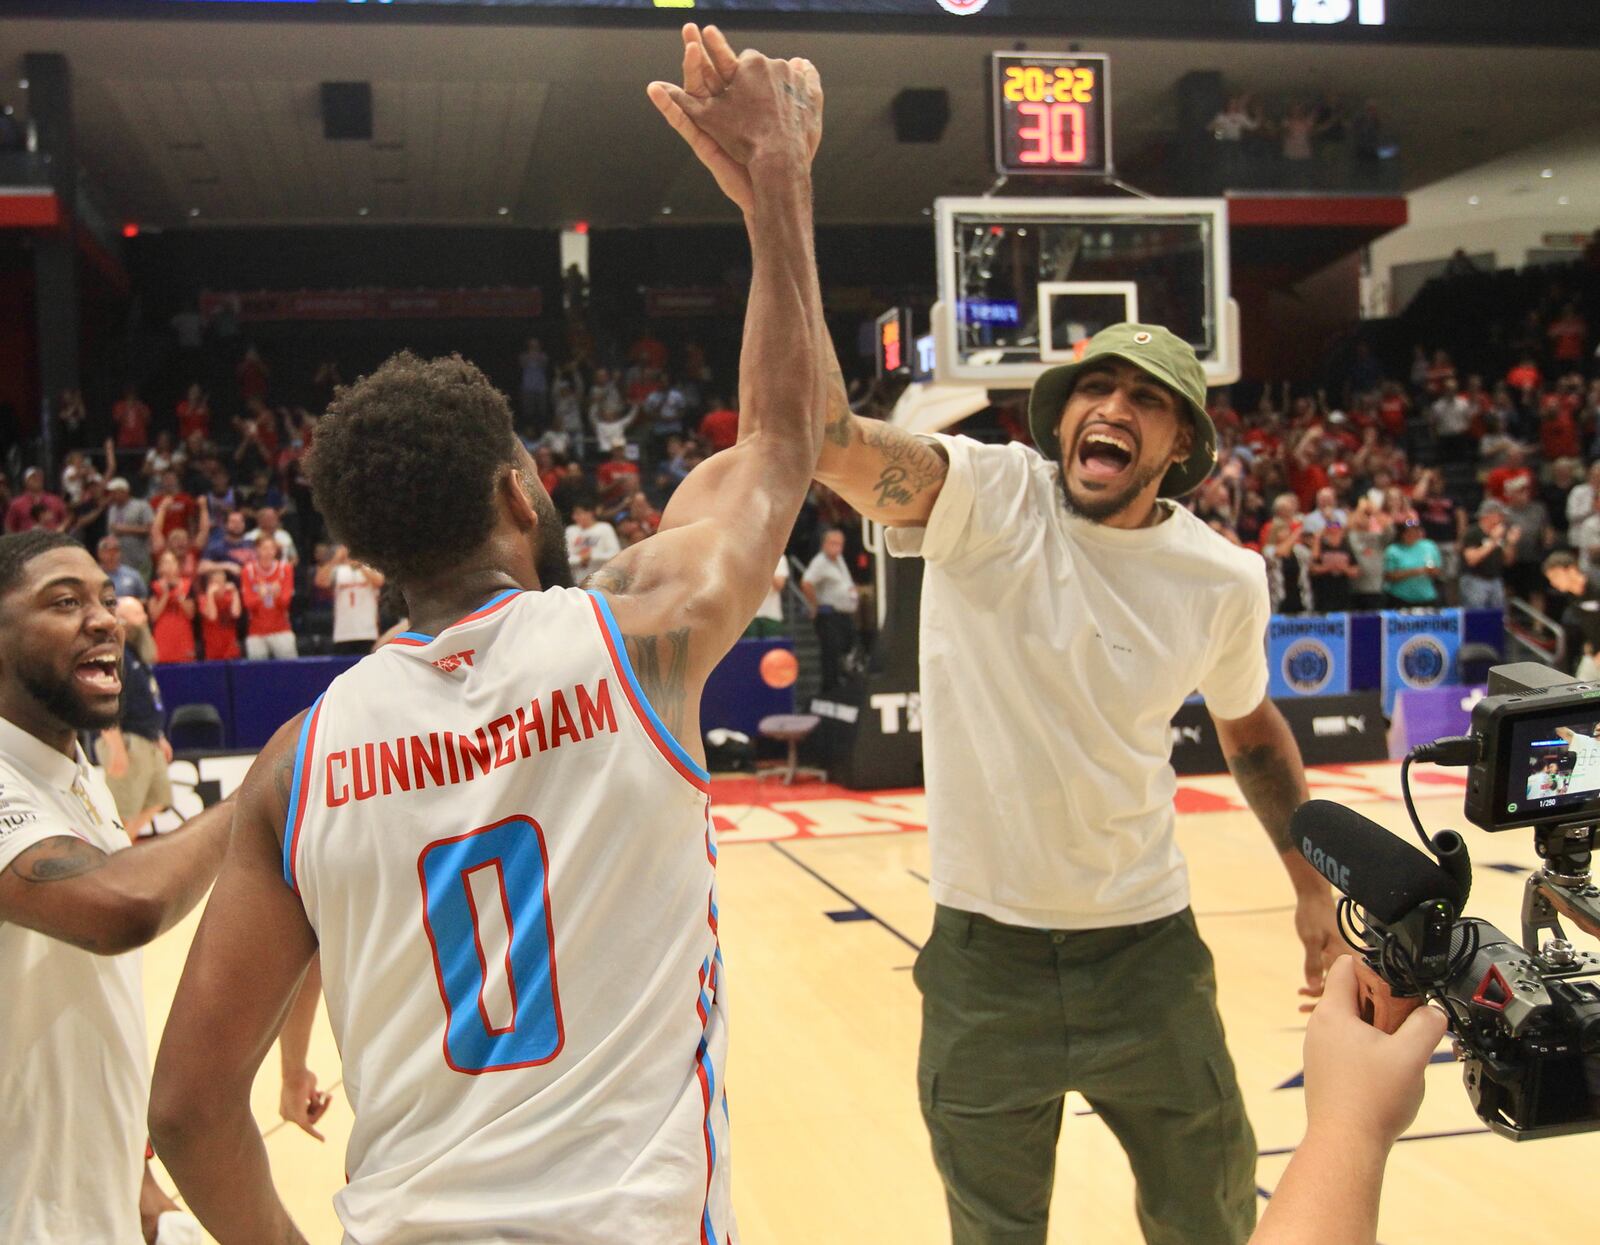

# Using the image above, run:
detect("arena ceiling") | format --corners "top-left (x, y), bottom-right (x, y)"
top-left (1, 13), bottom-right (1598, 229)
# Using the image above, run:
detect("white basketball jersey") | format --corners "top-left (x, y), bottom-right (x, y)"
top-left (284, 587), bottom-right (734, 1244)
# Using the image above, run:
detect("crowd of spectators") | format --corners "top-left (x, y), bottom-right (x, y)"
top-left (2, 316), bottom-right (874, 673)
top-left (1173, 267), bottom-right (1599, 670)
top-left (1205, 90), bottom-right (1393, 188)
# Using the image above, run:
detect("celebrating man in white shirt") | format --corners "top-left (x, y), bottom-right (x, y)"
top-left (811, 322), bottom-right (1340, 1243)
top-left (0, 531), bottom-right (231, 1243)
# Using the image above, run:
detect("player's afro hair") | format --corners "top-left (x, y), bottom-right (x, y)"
top-left (308, 352), bottom-right (519, 582)
top-left (0, 531), bottom-right (82, 601)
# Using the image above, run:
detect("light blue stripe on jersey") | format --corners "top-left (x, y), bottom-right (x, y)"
top-left (585, 589), bottom-right (712, 783)
top-left (281, 693), bottom-right (326, 888)
top-left (396, 588), bottom-right (522, 644)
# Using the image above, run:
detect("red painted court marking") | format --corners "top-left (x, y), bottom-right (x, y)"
top-left (709, 762), bottom-right (1447, 846)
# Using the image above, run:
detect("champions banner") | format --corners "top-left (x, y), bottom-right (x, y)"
top-left (1380, 609), bottom-right (1463, 716)
top-left (1267, 614), bottom-right (1351, 699)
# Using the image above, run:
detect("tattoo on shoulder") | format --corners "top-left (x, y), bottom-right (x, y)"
top-left (624, 628), bottom-right (691, 740)
top-left (1225, 743), bottom-right (1299, 853)
top-left (7, 835), bottom-right (108, 884)
top-left (587, 563), bottom-right (635, 595)
top-left (859, 422), bottom-right (948, 512)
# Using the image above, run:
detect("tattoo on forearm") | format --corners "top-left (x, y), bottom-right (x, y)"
top-left (823, 368), bottom-right (852, 449)
top-left (8, 835), bottom-right (107, 883)
top-left (1226, 744), bottom-right (1300, 854)
top-left (860, 423), bottom-right (947, 511)
top-left (624, 628), bottom-right (691, 740)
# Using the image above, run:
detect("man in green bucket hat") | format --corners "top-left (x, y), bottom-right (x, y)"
top-left (808, 321), bottom-right (1341, 1244)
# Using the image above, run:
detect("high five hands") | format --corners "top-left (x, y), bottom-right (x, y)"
top-left (647, 23), bottom-right (824, 215)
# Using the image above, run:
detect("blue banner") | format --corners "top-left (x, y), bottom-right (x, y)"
top-left (1268, 614), bottom-right (1351, 699)
top-left (1380, 609), bottom-right (1463, 716)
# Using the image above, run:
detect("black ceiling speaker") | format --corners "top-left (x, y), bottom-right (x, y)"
top-left (891, 88), bottom-right (950, 144)
top-left (320, 82), bottom-right (373, 141)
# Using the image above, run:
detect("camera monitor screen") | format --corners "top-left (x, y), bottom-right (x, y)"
top-left (1504, 709), bottom-right (1600, 825)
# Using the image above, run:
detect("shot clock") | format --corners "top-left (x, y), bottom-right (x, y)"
top-left (991, 52), bottom-right (1111, 178)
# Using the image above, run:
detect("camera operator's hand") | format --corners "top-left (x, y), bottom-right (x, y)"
top-left (1304, 956), bottom-right (1447, 1147)
top-left (1249, 957), bottom-right (1447, 1245)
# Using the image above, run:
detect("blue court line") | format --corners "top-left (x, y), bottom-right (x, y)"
top-left (770, 842), bottom-right (924, 953)
top-left (1257, 1126), bottom-right (1489, 1159)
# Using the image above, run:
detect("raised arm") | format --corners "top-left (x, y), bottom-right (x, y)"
top-left (149, 713), bottom-right (316, 1245)
top-left (813, 343), bottom-right (950, 527)
top-left (0, 795), bottom-right (232, 955)
top-left (584, 28), bottom-right (826, 722)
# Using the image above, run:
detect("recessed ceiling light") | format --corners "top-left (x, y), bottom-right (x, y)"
top-left (1559, 195), bottom-right (1571, 206)
top-left (18, 79), bottom-right (28, 91)
top-left (358, 207), bottom-right (370, 216)
top-left (188, 207), bottom-right (200, 217)
top-left (921, 207), bottom-right (932, 216)
top-left (497, 206), bottom-right (510, 216)
top-left (660, 206), bottom-right (673, 215)
top-left (1541, 168), bottom-right (1554, 178)
top-left (1468, 195), bottom-right (1480, 206)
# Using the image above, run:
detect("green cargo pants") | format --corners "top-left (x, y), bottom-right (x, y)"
top-left (913, 905), bottom-right (1257, 1245)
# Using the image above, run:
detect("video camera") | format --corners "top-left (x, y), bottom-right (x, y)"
top-left (1293, 663), bottom-right (1600, 1141)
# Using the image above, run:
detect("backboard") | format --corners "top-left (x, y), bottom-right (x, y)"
top-left (932, 196), bottom-right (1238, 389)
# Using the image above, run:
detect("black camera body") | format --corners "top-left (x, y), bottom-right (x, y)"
top-left (1297, 662), bottom-right (1600, 1139)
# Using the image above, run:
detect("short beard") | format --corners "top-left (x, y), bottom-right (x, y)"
top-left (1057, 460), bottom-right (1167, 524)
top-left (526, 480), bottom-right (575, 590)
top-left (19, 663), bottom-right (122, 732)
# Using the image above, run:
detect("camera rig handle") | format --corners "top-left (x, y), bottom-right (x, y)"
top-left (1353, 958), bottom-right (1425, 1034)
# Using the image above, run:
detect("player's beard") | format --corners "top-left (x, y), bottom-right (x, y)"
top-left (1057, 455), bottom-right (1168, 524)
top-left (19, 660), bottom-right (123, 732)
top-left (525, 478), bottom-right (575, 590)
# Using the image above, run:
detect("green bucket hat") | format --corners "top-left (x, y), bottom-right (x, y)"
top-left (1027, 322), bottom-right (1217, 499)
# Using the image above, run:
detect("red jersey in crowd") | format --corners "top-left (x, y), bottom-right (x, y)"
top-left (1540, 401), bottom-right (1582, 461)
top-left (1378, 393), bottom-right (1408, 437)
top-left (1485, 464), bottom-right (1535, 501)
top-left (699, 407), bottom-right (739, 453)
top-left (201, 583), bottom-right (242, 660)
top-left (1507, 362), bottom-right (1542, 392)
top-left (150, 578), bottom-right (197, 664)
top-left (113, 398), bottom-right (151, 450)
top-left (154, 491), bottom-right (197, 540)
top-left (1549, 314), bottom-right (1589, 363)
top-left (176, 399), bottom-right (210, 441)
top-left (241, 558), bottom-right (294, 636)
top-left (596, 459), bottom-right (640, 497)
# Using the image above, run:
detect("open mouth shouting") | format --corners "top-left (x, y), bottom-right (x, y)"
top-left (73, 645), bottom-right (123, 699)
top-left (1074, 423), bottom-right (1139, 487)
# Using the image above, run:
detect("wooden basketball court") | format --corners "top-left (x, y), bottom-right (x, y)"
top-left (143, 760), bottom-right (1599, 1242)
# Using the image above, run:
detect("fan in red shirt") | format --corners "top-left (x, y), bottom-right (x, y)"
top-left (112, 386), bottom-right (152, 451)
top-left (151, 471), bottom-right (198, 542)
top-left (1484, 445), bottom-right (1536, 501)
top-left (1377, 383), bottom-right (1409, 438)
top-left (149, 552), bottom-right (197, 664)
top-left (197, 569), bottom-right (242, 660)
top-left (629, 330), bottom-right (669, 373)
top-left (595, 445), bottom-right (641, 508)
top-left (1506, 355), bottom-right (1543, 394)
top-left (176, 383), bottom-right (212, 441)
top-left (1548, 305), bottom-right (1589, 365)
top-left (698, 399), bottom-right (739, 453)
top-left (240, 535), bottom-right (297, 660)
top-left (1539, 385), bottom-right (1583, 460)
top-left (236, 346), bottom-right (270, 403)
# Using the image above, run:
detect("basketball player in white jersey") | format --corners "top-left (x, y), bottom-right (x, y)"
top-left (148, 44), bottom-right (825, 1245)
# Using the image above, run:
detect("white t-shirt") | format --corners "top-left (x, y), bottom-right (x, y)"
top-left (757, 556), bottom-right (788, 623)
top-left (886, 435), bottom-right (1271, 929)
top-left (566, 521), bottom-right (621, 580)
top-left (246, 526), bottom-right (299, 564)
top-left (0, 715), bottom-right (146, 1245)
top-left (802, 552), bottom-right (859, 614)
top-left (333, 563), bottom-right (381, 645)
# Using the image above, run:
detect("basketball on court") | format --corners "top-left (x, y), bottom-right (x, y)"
top-left (760, 648), bottom-right (799, 689)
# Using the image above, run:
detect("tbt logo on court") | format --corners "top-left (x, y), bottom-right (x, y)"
top-left (935, 0), bottom-right (990, 14)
